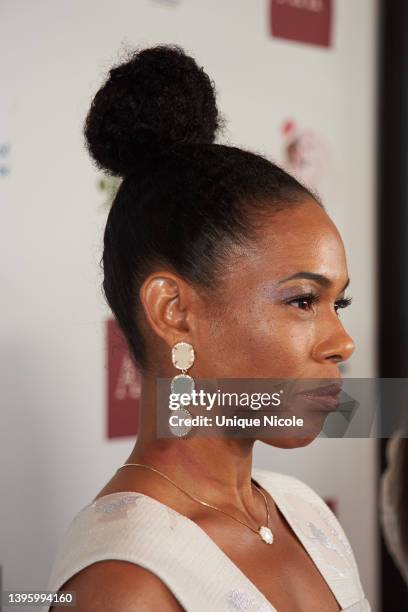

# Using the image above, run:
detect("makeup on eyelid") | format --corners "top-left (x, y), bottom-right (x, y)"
top-left (261, 282), bottom-right (352, 313)
top-left (261, 282), bottom-right (322, 301)
top-left (261, 271), bottom-right (350, 300)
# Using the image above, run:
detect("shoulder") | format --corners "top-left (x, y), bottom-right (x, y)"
top-left (253, 468), bottom-right (367, 604)
top-left (380, 434), bottom-right (408, 581)
top-left (252, 467), bottom-right (327, 505)
top-left (253, 468), bottom-right (360, 565)
top-left (253, 467), bottom-right (344, 527)
top-left (253, 467), bottom-right (341, 511)
top-left (50, 560), bottom-right (183, 612)
top-left (46, 494), bottom-right (186, 611)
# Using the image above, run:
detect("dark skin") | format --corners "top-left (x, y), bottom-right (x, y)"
top-left (54, 200), bottom-right (355, 611)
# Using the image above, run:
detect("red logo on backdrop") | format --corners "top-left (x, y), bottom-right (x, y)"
top-left (106, 318), bottom-right (140, 438)
top-left (270, 0), bottom-right (333, 48)
top-left (280, 119), bottom-right (330, 192)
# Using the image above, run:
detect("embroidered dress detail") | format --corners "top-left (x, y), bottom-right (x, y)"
top-left (44, 469), bottom-right (370, 612)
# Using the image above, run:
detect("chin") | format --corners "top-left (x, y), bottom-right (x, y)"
top-left (258, 436), bottom-right (317, 449)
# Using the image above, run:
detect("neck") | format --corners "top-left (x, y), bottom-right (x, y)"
top-left (123, 375), bottom-right (257, 508)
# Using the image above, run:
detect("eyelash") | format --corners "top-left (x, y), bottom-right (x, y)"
top-left (286, 292), bottom-right (352, 315)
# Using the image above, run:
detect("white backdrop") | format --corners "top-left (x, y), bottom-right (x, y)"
top-left (0, 0), bottom-right (378, 609)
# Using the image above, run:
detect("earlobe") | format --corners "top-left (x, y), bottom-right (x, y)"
top-left (139, 273), bottom-right (191, 346)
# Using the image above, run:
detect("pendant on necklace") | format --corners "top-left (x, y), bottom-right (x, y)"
top-left (258, 526), bottom-right (274, 544)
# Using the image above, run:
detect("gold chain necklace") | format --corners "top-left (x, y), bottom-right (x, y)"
top-left (116, 463), bottom-right (274, 544)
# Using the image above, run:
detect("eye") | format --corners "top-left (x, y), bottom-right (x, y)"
top-left (334, 296), bottom-right (352, 315)
top-left (287, 293), bottom-right (319, 311)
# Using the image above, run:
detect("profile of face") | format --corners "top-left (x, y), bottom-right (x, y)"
top-left (141, 199), bottom-right (355, 448)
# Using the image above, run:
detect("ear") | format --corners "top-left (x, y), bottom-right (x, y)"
top-left (139, 271), bottom-right (195, 348)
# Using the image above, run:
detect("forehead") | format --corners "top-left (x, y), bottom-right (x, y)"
top-left (225, 201), bottom-right (348, 285)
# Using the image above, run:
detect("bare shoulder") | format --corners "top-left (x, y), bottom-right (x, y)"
top-left (50, 560), bottom-right (183, 612)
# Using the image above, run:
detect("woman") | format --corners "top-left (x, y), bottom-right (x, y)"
top-left (46, 45), bottom-right (369, 611)
top-left (381, 432), bottom-right (408, 585)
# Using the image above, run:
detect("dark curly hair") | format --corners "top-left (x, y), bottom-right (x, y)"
top-left (83, 45), bottom-right (319, 371)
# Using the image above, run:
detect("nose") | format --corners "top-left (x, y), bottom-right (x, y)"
top-left (311, 318), bottom-right (355, 365)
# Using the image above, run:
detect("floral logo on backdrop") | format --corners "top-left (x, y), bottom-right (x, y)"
top-left (281, 119), bottom-right (332, 198)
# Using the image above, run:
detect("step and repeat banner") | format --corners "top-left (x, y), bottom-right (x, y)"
top-left (1, 0), bottom-right (378, 609)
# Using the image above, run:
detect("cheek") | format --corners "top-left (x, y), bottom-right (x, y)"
top-left (194, 301), bottom-right (314, 378)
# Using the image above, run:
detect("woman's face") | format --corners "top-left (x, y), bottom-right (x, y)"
top-left (192, 199), bottom-right (355, 447)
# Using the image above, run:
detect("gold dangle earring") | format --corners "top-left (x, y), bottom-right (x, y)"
top-left (169, 341), bottom-right (195, 438)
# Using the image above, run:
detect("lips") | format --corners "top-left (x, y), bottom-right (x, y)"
top-left (300, 394), bottom-right (340, 411)
top-left (295, 382), bottom-right (342, 411)
top-left (298, 382), bottom-right (342, 398)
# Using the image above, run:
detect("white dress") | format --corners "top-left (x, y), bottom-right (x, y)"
top-left (44, 468), bottom-right (370, 611)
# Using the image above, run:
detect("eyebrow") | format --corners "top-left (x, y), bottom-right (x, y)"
top-left (277, 272), bottom-right (350, 292)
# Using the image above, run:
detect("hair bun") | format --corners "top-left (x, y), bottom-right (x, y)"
top-left (83, 45), bottom-right (220, 177)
